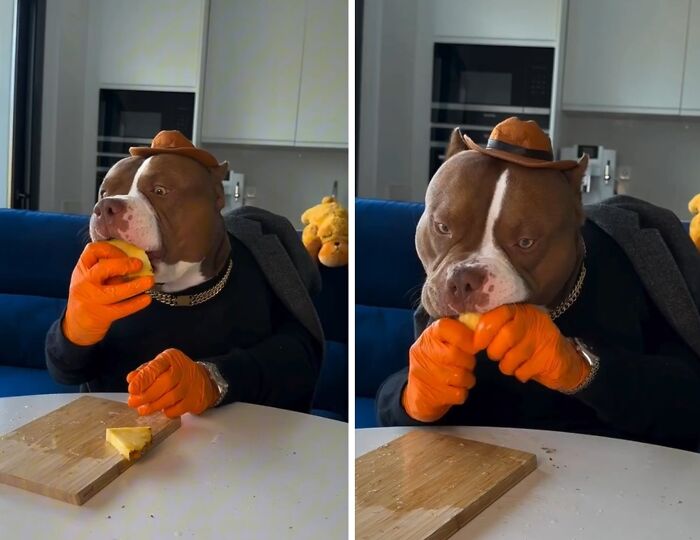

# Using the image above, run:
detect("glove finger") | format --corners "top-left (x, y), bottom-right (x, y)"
top-left (447, 368), bottom-right (476, 390)
top-left (514, 358), bottom-right (542, 383)
top-left (440, 344), bottom-right (477, 370)
top-left (137, 383), bottom-right (187, 415)
top-left (486, 319), bottom-right (527, 360)
top-left (101, 276), bottom-right (155, 303)
top-left (163, 397), bottom-right (192, 418)
top-left (88, 257), bottom-right (144, 284)
top-left (108, 293), bottom-right (152, 320)
top-left (127, 355), bottom-right (171, 395)
top-left (474, 305), bottom-right (516, 351)
top-left (498, 338), bottom-right (535, 375)
top-left (80, 242), bottom-right (130, 269)
top-left (127, 369), bottom-right (182, 408)
top-left (431, 318), bottom-right (477, 355)
top-left (440, 385), bottom-right (467, 405)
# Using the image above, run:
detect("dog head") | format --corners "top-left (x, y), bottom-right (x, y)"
top-left (417, 129), bottom-right (588, 318)
top-left (91, 154), bottom-right (230, 292)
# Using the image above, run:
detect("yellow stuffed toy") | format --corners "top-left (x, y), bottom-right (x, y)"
top-left (689, 194), bottom-right (700, 250)
top-left (301, 195), bottom-right (349, 267)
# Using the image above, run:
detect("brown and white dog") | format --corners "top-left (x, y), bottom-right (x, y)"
top-left (417, 127), bottom-right (589, 319)
top-left (90, 134), bottom-right (230, 292)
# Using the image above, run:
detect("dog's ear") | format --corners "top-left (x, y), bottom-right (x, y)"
top-left (563, 154), bottom-right (589, 224)
top-left (445, 128), bottom-right (468, 161)
top-left (210, 160), bottom-right (229, 182)
top-left (210, 161), bottom-right (229, 211)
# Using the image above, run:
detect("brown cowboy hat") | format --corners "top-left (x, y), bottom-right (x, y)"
top-left (462, 116), bottom-right (578, 170)
top-left (129, 130), bottom-right (219, 168)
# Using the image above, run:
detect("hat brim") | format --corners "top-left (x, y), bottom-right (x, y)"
top-left (463, 135), bottom-right (579, 171)
top-left (129, 146), bottom-right (219, 168)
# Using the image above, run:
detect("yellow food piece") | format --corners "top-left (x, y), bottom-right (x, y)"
top-left (106, 239), bottom-right (153, 277)
top-left (105, 427), bottom-right (152, 461)
top-left (458, 312), bottom-right (481, 331)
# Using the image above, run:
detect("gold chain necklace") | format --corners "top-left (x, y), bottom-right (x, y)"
top-left (550, 241), bottom-right (587, 321)
top-left (147, 259), bottom-right (233, 307)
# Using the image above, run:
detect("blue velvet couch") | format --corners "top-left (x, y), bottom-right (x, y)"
top-left (355, 198), bottom-right (426, 428)
top-left (0, 209), bottom-right (348, 422)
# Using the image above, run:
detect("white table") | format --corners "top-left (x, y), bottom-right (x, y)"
top-left (356, 426), bottom-right (700, 540)
top-left (0, 393), bottom-right (347, 539)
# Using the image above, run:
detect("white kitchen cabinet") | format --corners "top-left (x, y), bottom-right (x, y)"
top-left (432, 0), bottom-right (561, 42)
top-left (95, 0), bottom-right (206, 89)
top-left (562, 0), bottom-right (690, 114)
top-left (295, 0), bottom-right (348, 147)
top-left (682, 0), bottom-right (700, 114)
top-left (202, 0), bottom-right (306, 145)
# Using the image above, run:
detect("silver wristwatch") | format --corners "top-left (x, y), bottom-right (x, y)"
top-left (561, 338), bottom-right (600, 395)
top-left (197, 361), bottom-right (229, 406)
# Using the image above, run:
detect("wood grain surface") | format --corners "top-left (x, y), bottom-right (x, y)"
top-left (0, 396), bottom-right (180, 505)
top-left (356, 430), bottom-right (537, 540)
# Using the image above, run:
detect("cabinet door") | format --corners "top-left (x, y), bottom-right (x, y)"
top-left (562, 0), bottom-right (689, 113)
top-left (202, 0), bottom-right (306, 144)
top-left (682, 0), bottom-right (700, 114)
top-left (433, 0), bottom-right (560, 41)
top-left (96, 0), bottom-right (205, 89)
top-left (295, 0), bottom-right (348, 147)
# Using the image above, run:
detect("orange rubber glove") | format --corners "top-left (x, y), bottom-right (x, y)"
top-left (126, 348), bottom-right (219, 418)
top-left (62, 242), bottom-right (154, 346)
top-left (473, 304), bottom-right (590, 392)
top-left (402, 319), bottom-right (478, 422)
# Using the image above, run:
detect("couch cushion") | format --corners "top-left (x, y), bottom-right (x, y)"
top-left (355, 397), bottom-right (378, 428)
top-left (0, 294), bottom-right (67, 369)
top-left (355, 199), bottom-right (425, 309)
top-left (313, 265), bottom-right (348, 344)
top-left (0, 209), bottom-right (88, 298)
top-left (312, 340), bottom-right (348, 421)
top-left (355, 304), bottom-right (414, 398)
top-left (0, 366), bottom-right (78, 397)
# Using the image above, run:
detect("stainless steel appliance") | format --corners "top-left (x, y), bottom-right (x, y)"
top-left (430, 43), bottom-right (555, 178)
top-left (95, 89), bottom-right (195, 196)
top-left (560, 144), bottom-right (617, 204)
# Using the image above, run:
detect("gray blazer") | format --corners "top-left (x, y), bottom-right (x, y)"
top-left (223, 206), bottom-right (324, 351)
top-left (586, 195), bottom-right (700, 358)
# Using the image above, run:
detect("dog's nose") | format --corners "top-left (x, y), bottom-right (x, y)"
top-left (93, 198), bottom-right (126, 219)
top-left (447, 266), bottom-right (486, 305)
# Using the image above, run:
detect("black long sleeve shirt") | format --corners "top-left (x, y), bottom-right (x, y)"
top-left (377, 220), bottom-right (700, 451)
top-left (46, 235), bottom-right (320, 413)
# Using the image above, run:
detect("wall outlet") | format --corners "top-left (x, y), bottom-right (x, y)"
top-left (618, 165), bottom-right (632, 183)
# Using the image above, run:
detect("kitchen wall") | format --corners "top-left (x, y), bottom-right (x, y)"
top-left (203, 144), bottom-right (348, 227)
top-left (0, 0), bottom-right (14, 208)
top-left (558, 113), bottom-right (700, 219)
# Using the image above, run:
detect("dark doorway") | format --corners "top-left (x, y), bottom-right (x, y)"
top-left (11, 0), bottom-right (46, 210)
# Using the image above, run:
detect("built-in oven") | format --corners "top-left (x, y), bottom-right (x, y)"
top-left (96, 89), bottom-right (195, 197)
top-left (430, 43), bottom-right (554, 178)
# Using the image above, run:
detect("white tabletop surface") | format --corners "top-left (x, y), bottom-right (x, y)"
top-left (0, 393), bottom-right (347, 539)
top-left (356, 426), bottom-right (700, 540)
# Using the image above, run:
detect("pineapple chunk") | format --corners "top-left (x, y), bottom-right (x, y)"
top-left (106, 427), bottom-right (152, 461)
top-left (105, 239), bottom-right (154, 277)
top-left (458, 312), bottom-right (481, 331)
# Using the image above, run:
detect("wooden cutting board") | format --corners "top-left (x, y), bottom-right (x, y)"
top-left (0, 396), bottom-right (180, 505)
top-left (356, 430), bottom-right (537, 540)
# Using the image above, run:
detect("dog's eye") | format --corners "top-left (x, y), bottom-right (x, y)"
top-left (99, 190), bottom-right (106, 200)
top-left (153, 185), bottom-right (169, 197)
top-left (435, 222), bottom-right (450, 235)
top-left (517, 238), bottom-right (535, 249)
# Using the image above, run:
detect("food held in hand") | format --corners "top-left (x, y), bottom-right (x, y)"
top-left (458, 312), bottom-right (481, 331)
top-left (105, 426), bottom-right (152, 461)
top-left (106, 239), bottom-right (154, 277)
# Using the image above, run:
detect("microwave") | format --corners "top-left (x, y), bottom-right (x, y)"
top-left (95, 89), bottom-right (195, 197)
top-left (430, 43), bottom-right (555, 178)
